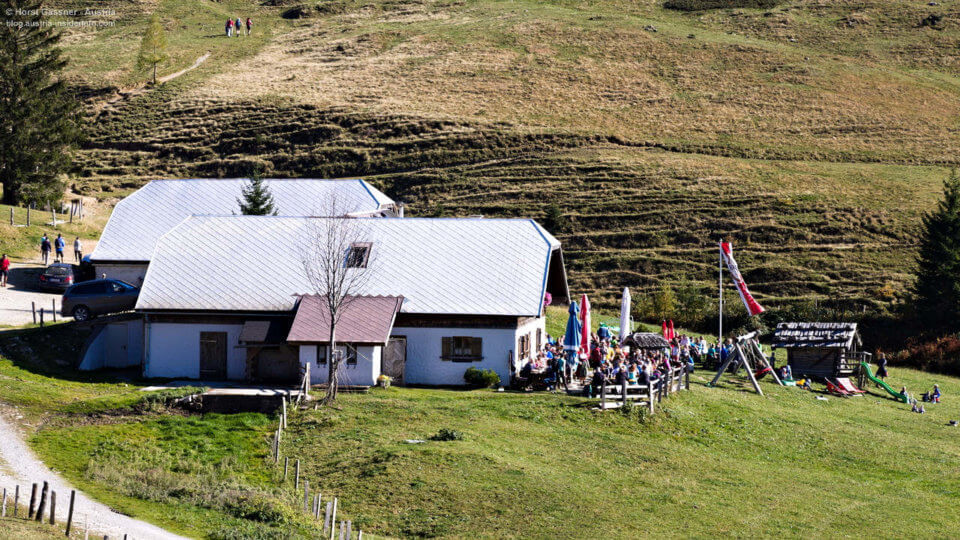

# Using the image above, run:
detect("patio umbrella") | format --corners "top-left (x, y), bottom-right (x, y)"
top-left (563, 301), bottom-right (581, 354)
top-left (579, 294), bottom-right (591, 355)
top-left (668, 319), bottom-right (676, 340)
top-left (662, 320), bottom-right (669, 339)
top-left (619, 287), bottom-right (631, 342)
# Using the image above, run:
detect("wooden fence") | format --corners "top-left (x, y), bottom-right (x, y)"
top-left (1, 481), bottom-right (93, 538)
top-left (7, 200), bottom-right (84, 228)
top-left (597, 364), bottom-right (690, 412)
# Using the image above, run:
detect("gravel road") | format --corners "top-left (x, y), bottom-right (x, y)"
top-left (0, 411), bottom-right (190, 539)
top-left (0, 262), bottom-right (67, 326)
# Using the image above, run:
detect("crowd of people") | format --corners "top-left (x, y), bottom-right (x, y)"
top-left (39, 233), bottom-right (82, 264)
top-left (225, 17), bottom-right (253, 37)
top-left (516, 328), bottom-right (738, 396)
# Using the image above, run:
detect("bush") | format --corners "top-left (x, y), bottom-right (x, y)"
top-left (430, 428), bottom-right (464, 441)
top-left (895, 335), bottom-right (960, 376)
top-left (664, 0), bottom-right (782, 11)
top-left (463, 367), bottom-right (500, 388)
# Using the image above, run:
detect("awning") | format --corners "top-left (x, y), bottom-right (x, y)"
top-left (286, 295), bottom-right (404, 345)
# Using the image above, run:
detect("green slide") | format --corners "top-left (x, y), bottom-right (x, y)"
top-left (860, 362), bottom-right (908, 403)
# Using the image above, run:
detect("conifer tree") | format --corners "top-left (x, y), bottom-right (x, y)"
top-left (0, 0), bottom-right (81, 206)
top-left (136, 13), bottom-right (168, 85)
top-left (913, 170), bottom-right (960, 332)
top-left (237, 170), bottom-right (278, 215)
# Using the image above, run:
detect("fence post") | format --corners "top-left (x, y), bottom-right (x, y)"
top-left (40, 308), bottom-right (44, 327)
top-left (52, 299), bottom-right (57, 322)
top-left (324, 501), bottom-right (332, 534)
top-left (32, 302), bottom-right (37, 325)
top-left (329, 498), bottom-right (338, 540)
top-left (648, 380), bottom-right (655, 414)
top-left (346, 520), bottom-right (352, 539)
top-left (36, 481), bottom-right (48, 522)
top-left (621, 378), bottom-right (627, 408)
top-left (49, 490), bottom-right (56, 525)
top-left (303, 481), bottom-right (310, 513)
top-left (295, 459), bottom-right (300, 490)
top-left (283, 456), bottom-right (289, 481)
top-left (1, 487), bottom-right (6, 517)
top-left (315, 493), bottom-right (322, 520)
top-left (27, 206), bottom-right (31, 226)
top-left (14, 485), bottom-right (19, 517)
top-left (66, 490), bottom-right (76, 537)
top-left (52, 208), bottom-right (56, 228)
top-left (600, 378), bottom-right (607, 410)
top-left (9, 207), bottom-right (12, 226)
top-left (686, 365), bottom-right (691, 390)
top-left (28, 483), bottom-right (37, 518)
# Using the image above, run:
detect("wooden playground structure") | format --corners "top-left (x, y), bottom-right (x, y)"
top-left (708, 330), bottom-right (781, 395)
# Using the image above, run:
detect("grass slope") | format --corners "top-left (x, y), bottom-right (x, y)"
top-left (37, 0), bottom-right (959, 312)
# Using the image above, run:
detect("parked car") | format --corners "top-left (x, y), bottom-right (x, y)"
top-left (38, 263), bottom-right (75, 292)
top-left (61, 279), bottom-right (140, 321)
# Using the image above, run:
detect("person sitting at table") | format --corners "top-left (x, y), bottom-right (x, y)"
top-left (587, 366), bottom-right (606, 398)
top-left (520, 357), bottom-right (534, 379)
top-left (627, 364), bottom-right (639, 384)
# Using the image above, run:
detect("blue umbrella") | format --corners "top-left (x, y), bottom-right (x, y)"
top-left (563, 301), bottom-right (582, 353)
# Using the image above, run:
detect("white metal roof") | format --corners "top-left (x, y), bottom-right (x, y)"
top-left (136, 216), bottom-right (559, 317)
top-left (90, 178), bottom-right (394, 262)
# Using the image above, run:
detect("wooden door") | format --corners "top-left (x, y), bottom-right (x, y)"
top-left (200, 332), bottom-right (228, 379)
top-left (382, 337), bottom-right (406, 385)
top-left (106, 323), bottom-right (128, 367)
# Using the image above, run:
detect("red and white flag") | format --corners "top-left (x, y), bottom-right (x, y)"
top-left (720, 242), bottom-right (765, 317)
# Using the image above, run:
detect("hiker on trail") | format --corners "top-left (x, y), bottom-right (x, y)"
top-left (40, 234), bottom-right (51, 265)
top-left (235, 18), bottom-right (242, 37)
top-left (74, 237), bottom-right (83, 262)
top-left (225, 18), bottom-right (233, 37)
top-left (55, 234), bottom-right (65, 263)
top-left (0, 254), bottom-right (9, 288)
top-left (877, 353), bottom-right (889, 382)
top-left (245, 17), bottom-right (252, 36)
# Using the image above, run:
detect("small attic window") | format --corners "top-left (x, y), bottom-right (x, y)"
top-left (346, 242), bottom-right (371, 268)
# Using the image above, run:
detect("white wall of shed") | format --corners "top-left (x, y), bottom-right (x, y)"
top-left (95, 263), bottom-right (148, 287)
top-left (393, 325), bottom-right (534, 386)
top-left (145, 322), bottom-right (245, 379)
top-left (79, 319), bottom-right (143, 370)
top-left (298, 344), bottom-right (380, 386)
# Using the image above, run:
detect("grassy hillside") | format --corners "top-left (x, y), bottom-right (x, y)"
top-left (40, 0), bottom-right (960, 313)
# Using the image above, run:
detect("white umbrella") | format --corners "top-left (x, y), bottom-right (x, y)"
top-left (619, 287), bottom-right (631, 342)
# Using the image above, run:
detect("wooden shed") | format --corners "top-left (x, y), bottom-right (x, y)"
top-left (772, 322), bottom-right (866, 379)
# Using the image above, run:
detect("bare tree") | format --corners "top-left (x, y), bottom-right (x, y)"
top-left (300, 196), bottom-right (376, 403)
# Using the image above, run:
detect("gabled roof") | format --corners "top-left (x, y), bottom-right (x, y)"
top-left (135, 216), bottom-right (560, 317)
top-left (91, 178), bottom-right (394, 263)
top-left (772, 322), bottom-right (860, 349)
top-left (287, 295), bottom-right (403, 345)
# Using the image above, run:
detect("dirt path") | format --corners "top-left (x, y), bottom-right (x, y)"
top-left (0, 262), bottom-right (68, 327)
top-left (158, 53), bottom-right (211, 84)
top-left (0, 412), bottom-right (191, 539)
top-left (93, 53), bottom-right (211, 120)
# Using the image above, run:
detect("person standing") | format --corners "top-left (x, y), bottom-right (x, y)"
top-left (0, 254), bottom-right (9, 288)
top-left (54, 234), bottom-right (65, 263)
top-left (245, 17), bottom-right (252, 36)
top-left (226, 18), bottom-right (233, 37)
top-left (40, 234), bottom-right (51, 265)
top-left (235, 17), bottom-right (242, 37)
top-left (73, 237), bottom-right (83, 262)
top-left (877, 353), bottom-right (889, 382)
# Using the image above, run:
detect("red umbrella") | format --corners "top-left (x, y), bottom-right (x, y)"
top-left (580, 294), bottom-right (591, 355)
top-left (662, 320), bottom-right (669, 339)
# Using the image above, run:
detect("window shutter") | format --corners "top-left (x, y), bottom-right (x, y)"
top-left (470, 337), bottom-right (482, 359)
top-left (442, 337), bottom-right (453, 360)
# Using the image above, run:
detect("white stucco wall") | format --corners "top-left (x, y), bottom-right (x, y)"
top-left (95, 263), bottom-right (148, 287)
top-left (145, 322), bottom-right (245, 379)
top-left (79, 319), bottom-right (143, 371)
top-left (298, 344), bottom-right (381, 386)
top-left (392, 321), bottom-right (540, 386)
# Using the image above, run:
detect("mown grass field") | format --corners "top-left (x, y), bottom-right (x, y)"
top-left (0, 313), bottom-right (957, 538)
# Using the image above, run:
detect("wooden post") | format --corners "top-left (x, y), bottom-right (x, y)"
top-left (346, 520), bottom-right (352, 539)
top-left (312, 493), bottom-right (318, 517)
top-left (358, 530), bottom-right (363, 540)
top-left (40, 308), bottom-right (44, 327)
top-left (281, 397), bottom-right (288, 429)
top-left (303, 481), bottom-right (310, 513)
top-left (52, 299), bottom-right (57, 322)
top-left (52, 208), bottom-right (56, 228)
top-left (2, 487), bottom-right (6, 517)
top-left (66, 490), bottom-right (76, 537)
top-left (14, 485), bottom-right (19, 517)
top-left (339, 520), bottom-right (346, 540)
top-left (621, 378), bottom-right (627, 407)
top-left (648, 381), bottom-right (655, 414)
top-left (9, 207), bottom-right (13, 226)
top-left (329, 498), bottom-right (338, 540)
top-left (295, 459), bottom-right (300, 490)
top-left (28, 483), bottom-right (37, 519)
top-left (36, 481), bottom-right (48, 522)
top-left (283, 456), bottom-right (289, 481)
top-left (32, 302), bottom-right (37, 325)
top-left (27, 205), bottom-right (31, 226)
top-left (49, 490), bottom-right (56, 525)
top-left (686, 365), bottom-right (691, 390)
top-left (314, 494), bottom-right (322, 520)
top-left (324, 501), bottom-right (332, 534)
top-left (600, 377), bottom-right (607, 410)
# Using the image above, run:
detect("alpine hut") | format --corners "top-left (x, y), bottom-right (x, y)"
top-left (771, 322), bottom-right (867, 379)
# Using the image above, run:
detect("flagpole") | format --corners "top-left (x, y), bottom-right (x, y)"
top-left (718, 240), bottom-right (723, 342)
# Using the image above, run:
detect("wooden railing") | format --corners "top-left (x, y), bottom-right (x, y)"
top-left (596, 365), bottom-right (690, 413)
